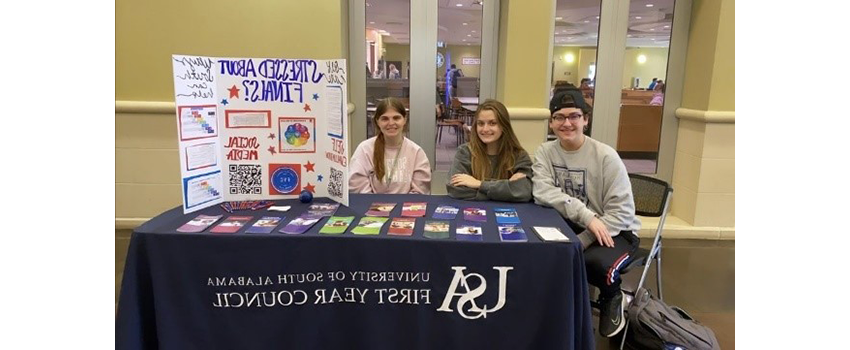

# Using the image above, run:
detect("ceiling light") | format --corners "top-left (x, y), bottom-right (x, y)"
top-left (636, 16), bottom-right (642, 19)
top-left (463, 23), bottom-right (468, 25)
top-left (664, 25), bottom-right (670, 28)
top-left (650, 28), bottom-right (655, 31)
top-left (584, 20), bottom-right (589, 23)
top-left (637, 54), bottom-right (647, 64)
top-left (369, 21), bottom-right (375, 24)
top-left (366, 3), bottom-right (371, 6)
top-left (467, 34), bottom-right (472, 37)
top-left (650, 38), bottom-right (655, 40)
top-left (596, 16), bottom-right (600, 19)
top-left (646, 4), bottom-right (654, 7)
top-left (472, 30), bottom-right (476, 32)
top-left (456, 3), bottom-right (463, 7)
top-left (462, 39), bottom-right (466, 42)
top-left (556, 17), bottom-right (563, 20)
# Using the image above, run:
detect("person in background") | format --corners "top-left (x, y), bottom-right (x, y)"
top-left (446, 99), bottom-right (532, 202)
top-left (349, 97), bottom-right (431, 194)
top-left (388, 64), bottom-right (400, 79)
top-left (448, 64), bottom-right (464, 97)
top-left (647, 77), bottom-right (658, 90)
top-left (653, 80), bottom-right (665, 92)
top-left (373, 65), bottom-right (386, 79)
top-left (650, 83), bottom-right (666, 106)
top-left (532, 93), bottom-right (641, 339)
top-left (579, 78), bottom-right (594, 99)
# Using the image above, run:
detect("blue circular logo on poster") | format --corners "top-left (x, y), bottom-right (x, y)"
top-left (271, 167), bottom-right (298, 194)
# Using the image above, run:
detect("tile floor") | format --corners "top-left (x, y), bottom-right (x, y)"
top-left (435, 129), bottom-right (460, 172)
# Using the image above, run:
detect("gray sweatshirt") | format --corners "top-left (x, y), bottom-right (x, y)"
top-left (447, 143), bottom-right (533, 202)
top-left (532, 138), bottom-right (640, 238)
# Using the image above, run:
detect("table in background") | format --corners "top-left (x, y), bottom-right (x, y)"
top-left (116, 194), bottom-right (594, 350)
top-left (456, 97), bottom-right (479, 105)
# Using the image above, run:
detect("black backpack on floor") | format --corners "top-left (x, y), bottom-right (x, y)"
top-left (625, 288), bottom-right (721, 350)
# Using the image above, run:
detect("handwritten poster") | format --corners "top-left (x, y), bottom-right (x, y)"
top-left (173, 55), bottom-right (349, 213)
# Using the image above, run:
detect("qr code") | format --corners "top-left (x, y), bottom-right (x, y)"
top-left (328, 168), bottom-right (343, 198)
top-left (228, 164), bottom-right (262, 194)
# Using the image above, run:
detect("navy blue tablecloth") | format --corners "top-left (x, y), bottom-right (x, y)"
top-left (116, 194), bottom-right (594, 350)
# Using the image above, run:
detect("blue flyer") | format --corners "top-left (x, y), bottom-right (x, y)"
top-left (432, 205), bottom-right (459, 220)
top-left (494, 208), bottom-right (520, 224)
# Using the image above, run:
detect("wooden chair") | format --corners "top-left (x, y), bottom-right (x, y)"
top-left (451, 97), bottom-right (474, 126)
top-left (436, 103), bottom-right (465, 146)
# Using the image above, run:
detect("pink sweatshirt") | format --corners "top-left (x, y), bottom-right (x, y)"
top-left (348, 137), bottom-right (432, 194)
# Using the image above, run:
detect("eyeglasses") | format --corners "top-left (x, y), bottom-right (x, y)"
top-left (551, 112), bottom-right (584, 124)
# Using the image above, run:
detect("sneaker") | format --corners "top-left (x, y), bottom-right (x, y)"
top-left (599, 291), bottom-right (627, 337)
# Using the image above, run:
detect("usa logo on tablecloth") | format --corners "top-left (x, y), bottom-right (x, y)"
top-left (437, 266), bottom-right (513, 320)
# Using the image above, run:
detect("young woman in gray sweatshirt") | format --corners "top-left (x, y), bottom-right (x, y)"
top-left (532, 93), bottom-right (641, 338)
top-left (446, 99), bottom-right (533, 202)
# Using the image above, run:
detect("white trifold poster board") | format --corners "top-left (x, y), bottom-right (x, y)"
top-left (172, 55), bottom-right (349, 213)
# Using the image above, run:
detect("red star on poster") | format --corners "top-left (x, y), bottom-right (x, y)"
top-left (304, 161), bottom-right (315, 172)
top-left (303, 103), bottom-right (312, 112)
top-left (228, 85), bottom-right (240, 99)
top-left (267, 146), bottom-right (276, 155)
top-left (304, 182), bottom-right (316, 193)
top-left (268, 133), bottom-right (276, 139)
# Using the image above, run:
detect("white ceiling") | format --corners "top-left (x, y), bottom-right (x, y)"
top-left (365, 0), bottom-right (675, 48)
top-left (555, 0), bottom-right (675, 47)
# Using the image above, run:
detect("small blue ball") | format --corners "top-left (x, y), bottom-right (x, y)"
top-left (299, 190), bottom-right (313, 203)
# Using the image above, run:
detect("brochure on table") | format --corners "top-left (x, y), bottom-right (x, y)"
top-left (172, 55), bottom-right (349, 213)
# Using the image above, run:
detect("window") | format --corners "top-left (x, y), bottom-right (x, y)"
top-left (616, 0), bottom-right (675, 174)
top-left (350, 0), bottom-right (500, 192)
top-left (435, 1), bottom-right (485, 171)
top-left (549, 0), bottom-right (603, 141)
top-left (365, 1), bottom-right (411, 138)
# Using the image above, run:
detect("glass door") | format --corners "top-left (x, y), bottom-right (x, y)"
top-left (583, 0), bottom-right (692, 182)
top-left (350, 0), bottom-right (499, 194)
